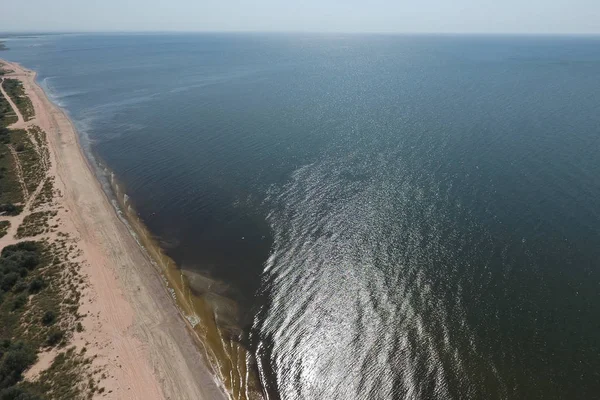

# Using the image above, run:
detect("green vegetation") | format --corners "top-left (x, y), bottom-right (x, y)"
top-left (0, 221), bottom-right (9, 239)
top-left (0, 63), bottom-right (12, 77)
top-left (0, 90), bottom-right (17, 128)
top-left (0, 127), bottom-right (10, 144)
top-left (29, 127), bottom-right (49, 166)
top-left (16, 211), bottom-right (57, 239)
top-left (0, 341), bottom-right (37, 395)
top-left (0, 204), bottom-right (22, 217)
top-left (20, 347), bottom-right (93, 399)
top-left (0, 240), bottom-right (94, 399)
top-left (11, 129), bottom-right (46, 196)
top-left (0, 129), bottom-right (25, 209)
top-left (2, 79), bottom-right (34, 121)
top-left (31, 180), bottom-right (54, 211)
top-left (0, 126), bottom-right (50, 214)
top-left (0, 87), bottom-right (25, 212)
top-left (0, 64), bottom-right (13, 78)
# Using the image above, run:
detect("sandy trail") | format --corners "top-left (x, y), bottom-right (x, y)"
top-left (0, 60), bottom-right (228, 400)
top-left (0, 77), bottom-right (25, 127)
top-left (6, 143), bottom-right (28, 200)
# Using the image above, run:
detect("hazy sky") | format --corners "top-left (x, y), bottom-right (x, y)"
top-left (2, 0), bottom-right (599, 34)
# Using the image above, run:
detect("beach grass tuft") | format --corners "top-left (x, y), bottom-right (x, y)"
top-left (16, 211), bottom-right (58, 238)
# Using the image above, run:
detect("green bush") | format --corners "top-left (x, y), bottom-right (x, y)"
top-left (45, 329), bottom-right (63, 347)
top-left (27, 278), bottom-right (44, 294)
top-left (10, 294), bottom-right (26, 311)
top-left (11, 282), bottom-right (26, 294)
top-left (0, 386), bottom-right (43, 400)
top-left (41, 311), bottom-right (55, 326)
top-left (0, 274), bottom-right (18, 292)
top-left (2, 252), bottom-right (39, 271)
top-left (1, 242), bottom-right (39, 257)
top-left (0, 205), bottom-right (22, 217)
top-left (0, 341), bottom-right (36, 390)
top-left (0, 243), bottom-right (45, 307)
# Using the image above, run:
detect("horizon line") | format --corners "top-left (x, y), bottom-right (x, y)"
top-left (1, 30), bottom-right (600, 37)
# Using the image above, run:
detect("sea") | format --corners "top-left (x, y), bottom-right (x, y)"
top-left (2, 33), bottom-right (600, 399)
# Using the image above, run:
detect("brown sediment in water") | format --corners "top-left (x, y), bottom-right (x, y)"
top-left (98, 155), bottom-right (265, 400)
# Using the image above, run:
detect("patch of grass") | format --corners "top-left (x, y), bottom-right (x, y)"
top-left (0, 63), bottom-right (13, 77)
top-left (0, 129), bottom-right (26, 208)
top-left (0, 240), bottom-right (92, 399)
top-left (0, 126), bottom-right (11, 144)
top-left (0, 90), bottom-right (17, 129)
top-left (4, 240), bottom-right (85, 345)
top-left (2, 79), bottom-right (34, 121)
top-left (32, 179), bottom-right (54, 210)
top-left (11, 129), bottom-right (45, 196)
top-left (32, 129), bottom-right (50, 183)
top-left (21, 347), bottom-right (90, 399)
top-left (0, 241), bottom-right (45, 340)
top-left (0, 126), bottom-right (53, 212)
top-left (41, 310), bottom-right (56, 326)
top-left (45, 329), bottom-right (64, 347)
top-left (0, 221), bottom-right (9, 238)
top-left (30, 127), bottom-right (50, 166)
top-left (16, 211), bottom-right (57, 239)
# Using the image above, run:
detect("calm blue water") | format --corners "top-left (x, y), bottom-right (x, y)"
top-left (3, 33), bottom-right (600, 399)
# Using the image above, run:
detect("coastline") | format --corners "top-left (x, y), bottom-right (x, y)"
top-left (0, 59), bottom-right (229, 399)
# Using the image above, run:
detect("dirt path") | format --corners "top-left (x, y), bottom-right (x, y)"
top-left (1, 75), bottom-right (32, 203)
top-left (6, 143), bottom-right (29, 200)
top-left (0, 60), bottom-right (228, 400)
top-left (0, 78), bottom-right (47, 240)
top-left (0, 77), bottom-right (25, 128)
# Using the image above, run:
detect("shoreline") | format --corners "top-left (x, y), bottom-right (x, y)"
top-left (0, 59), bottom-right (229, 399)
top-left (92, 89), bottom-right (264, 400)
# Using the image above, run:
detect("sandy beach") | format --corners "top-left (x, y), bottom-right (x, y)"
top-left (0, 59), bottom-right (228, 400)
